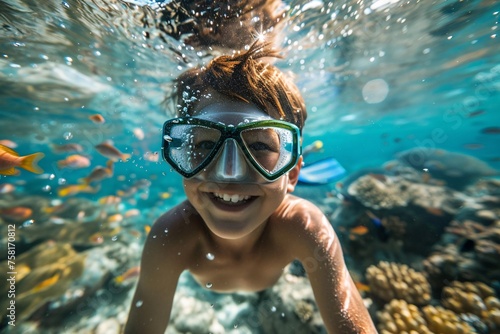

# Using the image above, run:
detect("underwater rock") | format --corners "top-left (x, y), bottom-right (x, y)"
top-left (366, 261), bottom-right (431, 306)
top-left (168, 296), bottom-right (224, 334)
top-left (165, 268), bottom-right (325, 333)
top-left (347, 174), bottom-right (409, 210)
top-left (396, 148), bottom-right (499, 190)
top-left (94, 317), bottom-right (122, 334)
top-left (254, 273), bottom-right (326, 334)
top-left (0, 241), bottom-right (85, 325)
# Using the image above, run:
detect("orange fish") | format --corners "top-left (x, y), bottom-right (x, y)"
top-left (350, 225), bottom-right (369, 236)
top-left (0, 206), bottom-right (33, 222)
top-left (95, 141), bottom-right (131, 162)
top-left (354, 281), bottom-right (371, 293)
top-left (0, 183), bottom-right (15, 194)
top-left (114, 266), bottom-right (141, 284)
top-left (89, 114), bottom-right (105, 124)
top-left (58, 183), bottom-right (100, 197)
top-left (79, 160), bottom-right (114, 184)
top-left (98, 195), bottom-right (121, 205)
top-left (124, 208), bottom-right (140, 218)
top-left (57, 154), bottom-right (91, 169)
top-left (425, 207), bottom-right (444, 216)
top-left (32, 273), bottom-right (61, 293)
top-left (0, 144), bottom-right (44, 176)
top-left (144, 225), bottom-right (151, 235)
top-left (107, 213), bottom-right (123, 223)
top-left (0, 139), bottom-right (18, 148)
top-left (89, 233), bottom-right (104, 244)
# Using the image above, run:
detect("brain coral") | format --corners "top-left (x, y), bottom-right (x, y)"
top-left (366, 261), bottom-right (431, 306)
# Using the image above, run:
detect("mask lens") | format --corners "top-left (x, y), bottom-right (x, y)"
top-left (165, 124), bottom-right (221, 175)
top-left (240, 126), bottom-right (295, 176)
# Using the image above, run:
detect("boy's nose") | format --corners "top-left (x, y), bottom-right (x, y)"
top-left (212, 138), bottom-right (248, 181)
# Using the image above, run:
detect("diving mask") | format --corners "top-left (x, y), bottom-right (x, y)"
top-left (161, 117), bottom-right (301, 181)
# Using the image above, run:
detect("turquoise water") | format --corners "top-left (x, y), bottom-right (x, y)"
top-left (1, 0), bottom-right (500, 333)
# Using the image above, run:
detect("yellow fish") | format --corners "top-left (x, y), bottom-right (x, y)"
top-left (0, 144), bottom-right (44, 175)
top-left (58, 183), bottom-right (100, 197)
top-left (32, 273), bottom-right (60, 293)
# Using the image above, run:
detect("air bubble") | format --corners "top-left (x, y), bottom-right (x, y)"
top-left (206, 253), bottom-right (215, 261)
top-left (205, 282), bottom-right (213, 289)
top-left (22, 219), bottom-right (34, 228)
top-left (63, 132), bottom-right (73, 140)
top-left (135, 300), bottom-right (143, 307)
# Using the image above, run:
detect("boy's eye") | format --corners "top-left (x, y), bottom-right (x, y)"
top-left (196, 140), bottom-right (216, 150)
top-left (249, 142), bottom-right (276, 152)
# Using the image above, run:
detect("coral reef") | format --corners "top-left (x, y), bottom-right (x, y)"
top-left (376, 299), bottom-right (432, 333)
top-left (421, 305), bottom-right (474, 333)
top-left (366, 261), bottom-right (431, 306)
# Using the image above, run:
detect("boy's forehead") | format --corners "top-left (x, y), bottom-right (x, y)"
top-left (193, 100), bottom-right (273, 125)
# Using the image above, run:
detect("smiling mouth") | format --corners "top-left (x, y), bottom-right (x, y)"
top-left (210, 192), bottom-right (256, 206)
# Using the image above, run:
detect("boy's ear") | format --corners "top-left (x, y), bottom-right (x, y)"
top-left (286, 156), bottom-right (303, 193)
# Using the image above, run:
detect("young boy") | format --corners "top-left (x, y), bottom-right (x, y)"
top-left (124, 41), bottom-right (376, 333)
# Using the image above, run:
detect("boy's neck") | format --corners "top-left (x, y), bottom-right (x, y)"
top-left (205, 220), bottom-right (268, 258)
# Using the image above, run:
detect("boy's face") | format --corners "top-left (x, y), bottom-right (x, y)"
top-left (181, 97), bottom-right (302, 240)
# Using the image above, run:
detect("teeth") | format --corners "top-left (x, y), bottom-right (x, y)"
top-left (214, 193), bottom-right (251, 203)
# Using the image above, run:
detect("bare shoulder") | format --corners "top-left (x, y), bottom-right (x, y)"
top-left (141, 200), bottom-right (203, 274)
top-left (269, 195), bottom-right (336, 259)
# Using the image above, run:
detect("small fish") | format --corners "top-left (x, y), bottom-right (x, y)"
top-left (0, 206), bottom-right (33, 222)
top-left (58, 183), bottom-right (100, 197)
top-left (95, 141), bottom-right (131, 162)
top-left (107, 213), bottom-right (123, 223)
top-left (0, 183), bottom-right (15, 194)
top-left (144, 225), bottom-right (151, 235)
top-left (50, 143), bottom-right (84, 154)
top-left (481, 127), bottom-right (500, 134)
top-left (365, 211), bottom-right (390, 242)
top-left (0, 139), bottom-right (18, 148)
top-left (89, 233), bottom-right (104, 244)
top-left (0, 144), bottom-right (44, 175)
top-left (350, 225), bottom-right (369, 235)
top-left (425, 207), bottom-right (444, 216)
top-left (57, 154), bottom-right (91, 169)
top-left (114, 266), bottom-right (141, 285)
top-left (160, 192), bottom-right (172, 199)
top-left (31, 273), bottom-right (61, 293)
top-left (354, 281), bottom-right (371, 293)
top-left (117, 187), bottom-right (137, 198)
top-left (133, 127), bottom-right (145, 140)
top-left (302, 140), bottom-right (324, 156)
top-left (79, 160), bottom-right (114, 184)
top-left (98, 195), bottom-right (122, 205)
top-left (124, 208), bottom-right (140, 218)
top-left (89, 114), bottom-right (105, 124)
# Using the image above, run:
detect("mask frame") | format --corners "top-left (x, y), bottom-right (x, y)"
top-left (161, 117), bottom-right (302, 181)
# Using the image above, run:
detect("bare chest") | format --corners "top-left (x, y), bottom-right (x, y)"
top-left (188, 248), bottom-right (291, 292)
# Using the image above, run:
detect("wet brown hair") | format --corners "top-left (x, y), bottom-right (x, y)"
top-left (171, 41), bottom-right (307, 132)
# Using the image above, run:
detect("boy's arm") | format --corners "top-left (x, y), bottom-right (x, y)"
top-left (124, 212), bottom-right (188, 334)
top-left (290, 203), bottom-right (377, 333)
